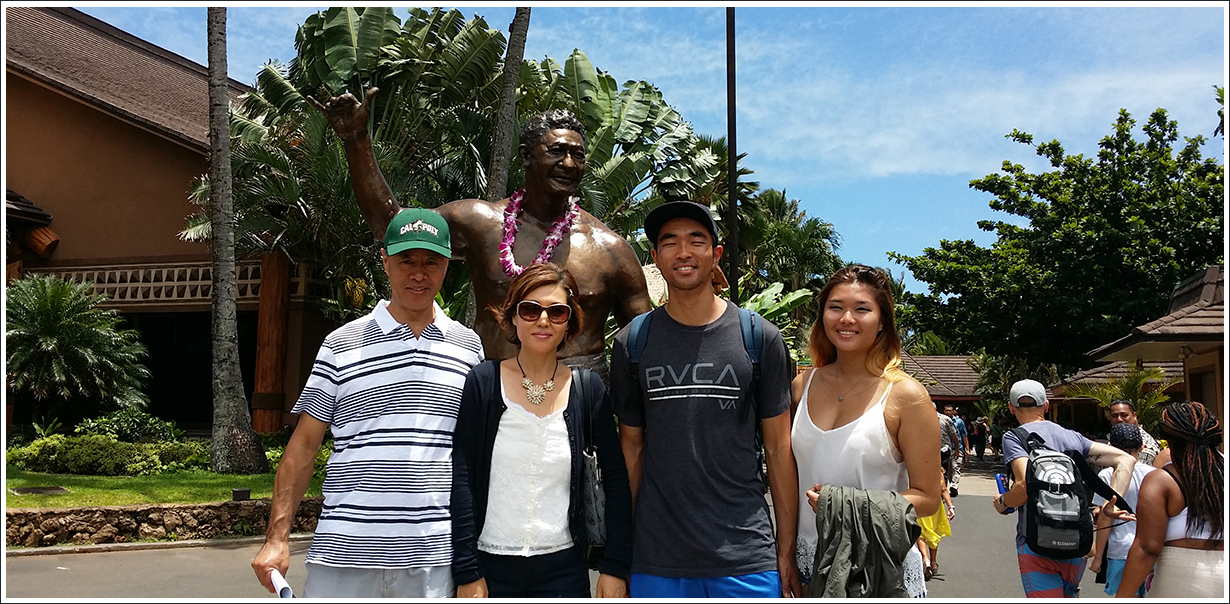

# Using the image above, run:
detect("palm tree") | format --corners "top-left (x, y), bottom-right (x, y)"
top-left (690, 134), bottom-right (759, 242)
top-left (968, 349), bottom-right (1058, 423)
top-left (906, 331), bottom-right (953, 356)
top-left (484, 7), bottom-right (530, 202)
top-left (748, 189), bottom-right (842, 293)
top-left (206, 7), bottom-right (268, 474)
top-left (6, 275), bottom-right (151, 425)
top-left (1062, 365), bottom-right (1180, 433)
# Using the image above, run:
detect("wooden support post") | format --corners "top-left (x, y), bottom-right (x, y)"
top-left (21, 226), bottom-right (59, 259)
top-left (252, 250), bottom-right (291, 433)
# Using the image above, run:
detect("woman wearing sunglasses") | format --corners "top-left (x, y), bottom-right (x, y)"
top-left (451, 262), bottom-right (632, 598)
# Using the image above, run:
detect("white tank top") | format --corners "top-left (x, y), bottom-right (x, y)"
top-left (792, 369), bottom-right (908, 577)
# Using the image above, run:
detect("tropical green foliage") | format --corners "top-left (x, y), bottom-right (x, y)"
top-left (905, 331), bottom-right (954, 356)
top-left (892, 107), bottom-right (1224, 371)
top-left (1214, 85), bottom-right (1224, 137)
top-left (968, 349), bottom-right (1059, 422)
top-left (183, 7), bottom-right (715, 321)
top-left (75, 408), bottom-right (184, 443)
top-left (562, 51), bottom-right (720, 233)
top-left (1062, 365), bottom-right (1179, 432)
top-left (264, 440), bottom-right (333, 480)
top-left (7, 435), bottom-right (209, 476)
top-left (743, 189), bottom-right (842, 294)
top-left (6, 276), bottom-right (151, 424)
top-left (740, 282), bottom-right (815, 365)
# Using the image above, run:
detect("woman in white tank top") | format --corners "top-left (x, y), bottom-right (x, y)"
top-left (790, 265), bottom-right (943, 597)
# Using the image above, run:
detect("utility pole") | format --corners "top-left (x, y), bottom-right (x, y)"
top-left (725, 7), bottom-right (740, 304)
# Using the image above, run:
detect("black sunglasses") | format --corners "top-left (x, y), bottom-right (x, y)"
top-left (516, 300), bottom-right (571, 324)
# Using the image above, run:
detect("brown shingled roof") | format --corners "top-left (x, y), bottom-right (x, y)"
top-left (900, 353), bottom-right (980, 399)
top-left (6, 189), bottom-right (53, 227)
top-left (5, 6), bottom-right (250, 152)
top-left (1055, 360), bottom-right (1185, 388)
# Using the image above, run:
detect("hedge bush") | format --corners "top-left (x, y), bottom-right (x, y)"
top-left (75, 408), bottom-right (182, 443)
top-left (265, 440), bottom-right (332, 478)
top-left (6, 435), bottom-right (209, 476)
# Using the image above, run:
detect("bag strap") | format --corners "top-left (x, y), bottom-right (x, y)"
top-left (1010, 426), bottom-right (1044, 452)
top-left (572, 366), bottom-right (594, 452)
top-left (737, 308), bottom-right (763, 425)
top-left (1068, 451), bottom-right (1133, 514)
top-left (626, 311), bottom-right (653, 381)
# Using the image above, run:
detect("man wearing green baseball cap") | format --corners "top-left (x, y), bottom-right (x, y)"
top-left (254, 207), bottom-right (485, 598)
top-left (380, 208), bottom-right (454, 329)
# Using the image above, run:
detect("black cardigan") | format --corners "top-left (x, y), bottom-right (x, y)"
top-left (451, 360), bottom-right (633, 585)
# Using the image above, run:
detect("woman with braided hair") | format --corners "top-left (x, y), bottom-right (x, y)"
top-left (1115, 401), bottom-right (1223, 597)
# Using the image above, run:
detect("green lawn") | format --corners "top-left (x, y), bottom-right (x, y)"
top-left (4, 466), bottom-right (324, 509)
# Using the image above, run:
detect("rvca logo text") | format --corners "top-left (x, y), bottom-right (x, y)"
top-left (644, 363), bottom-right (741, 409)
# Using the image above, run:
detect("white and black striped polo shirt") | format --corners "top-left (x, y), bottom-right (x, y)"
top-left (293, 300), bottom-right (483, 569)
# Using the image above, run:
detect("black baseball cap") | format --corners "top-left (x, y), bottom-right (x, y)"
top-left (644, 201), bottom-right (720, 248)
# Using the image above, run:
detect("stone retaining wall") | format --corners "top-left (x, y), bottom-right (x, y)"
top-left (5, 497), bottom-right (322, 548)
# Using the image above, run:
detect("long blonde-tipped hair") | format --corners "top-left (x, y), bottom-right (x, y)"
top-left (808, 265), bottom-right (906, 381)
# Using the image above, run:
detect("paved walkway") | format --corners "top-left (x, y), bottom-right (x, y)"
top-left (5, 455), bottom-right (1114, 598)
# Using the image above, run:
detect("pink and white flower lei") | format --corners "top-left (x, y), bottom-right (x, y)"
top-left (498, 189), bottom-right (580, 278)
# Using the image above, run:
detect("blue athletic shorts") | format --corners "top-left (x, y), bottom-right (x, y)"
top-left (630, 571), bottom-right (781, 598)
top-left (1103, 557), bottom-right (1145, 597)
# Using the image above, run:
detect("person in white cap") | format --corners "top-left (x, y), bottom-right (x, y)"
top-left (992, 379), bottom-right (1135, 598)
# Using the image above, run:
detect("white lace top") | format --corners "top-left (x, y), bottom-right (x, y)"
top-left (476, 381), bottom-right (574, 556)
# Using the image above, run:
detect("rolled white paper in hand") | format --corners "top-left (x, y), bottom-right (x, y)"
top-left (270, 569), bottom-right (293, 598)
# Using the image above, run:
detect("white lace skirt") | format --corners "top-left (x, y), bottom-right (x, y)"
top-left (903, 546), bottom-right (927, 598)
top-left (797, 537), bottom-right (927, 597)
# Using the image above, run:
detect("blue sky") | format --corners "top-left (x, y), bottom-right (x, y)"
top-left (73, 4), bottom-right (1227, 292)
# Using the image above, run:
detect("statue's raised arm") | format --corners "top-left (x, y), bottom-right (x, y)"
top-left (308, 87), bottom-right (400, 241)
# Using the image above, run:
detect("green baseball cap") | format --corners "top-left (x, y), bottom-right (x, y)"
top-left (385, 208), bottom-right (451, 258)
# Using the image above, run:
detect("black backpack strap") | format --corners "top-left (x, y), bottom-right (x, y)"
top-left (624, 311), bottom-right (653, 418)
top-left (1069, 451), bottom-right (1133, 514)
top-left (1010, 426), bottom-right (1042, 452)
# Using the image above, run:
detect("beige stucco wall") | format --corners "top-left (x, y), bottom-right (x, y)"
top-left (5, 72), bottom-right (208, 265)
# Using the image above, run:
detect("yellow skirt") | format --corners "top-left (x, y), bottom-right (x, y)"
top-left (917, 503), bottom-right (951, 549)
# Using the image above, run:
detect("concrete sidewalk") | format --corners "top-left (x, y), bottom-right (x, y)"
top-left (5, 532), bottom-right (314, 558)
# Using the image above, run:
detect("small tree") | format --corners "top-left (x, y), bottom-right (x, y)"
top-left (968, 349), bottom-right (1058, 423)
top-left (6, 275), bottom-right (150, 424)
top-left (1061, 366), bottom-right (1179, 433)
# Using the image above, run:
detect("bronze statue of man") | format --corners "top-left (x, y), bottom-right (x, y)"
top-left (311, 88), bottom-right (652, 379)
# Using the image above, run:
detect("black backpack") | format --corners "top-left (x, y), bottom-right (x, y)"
top-left (1010, 427), bottom-right (1133, 559)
